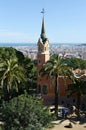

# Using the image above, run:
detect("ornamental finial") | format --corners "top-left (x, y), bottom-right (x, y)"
top-left (41, 8), bottom-right (45, 17)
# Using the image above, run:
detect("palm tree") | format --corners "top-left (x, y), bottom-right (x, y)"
top-left (40, 55), bottom-right (73, 117)
top-left (22, 56), bottom-right (37, 93)
top-left (0, 58), bottom-right (26, 101)
top-left (67, 78), bottom-right (86, 117)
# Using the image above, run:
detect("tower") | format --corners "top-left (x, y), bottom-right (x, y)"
top-left (37, 9), bottom-right (54, 105)
top-left (37, 11), bottom-right (50, 70)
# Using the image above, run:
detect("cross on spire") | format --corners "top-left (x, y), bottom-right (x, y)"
top-left (41, 8), bottom-right (45, 17)
top-left (40, 8), bottom-right (47, 43)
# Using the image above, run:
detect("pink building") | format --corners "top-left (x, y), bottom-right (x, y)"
top-left (37, 14), bottom-right (86, 109)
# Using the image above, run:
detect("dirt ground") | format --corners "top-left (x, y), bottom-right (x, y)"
top-left (48, 124), bottom-right (86, 130)
top-left (48, 115), bottom-right (86, 130)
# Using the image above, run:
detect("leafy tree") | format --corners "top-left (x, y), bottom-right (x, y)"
top-left (0, 47), bottom-right (25, 65)
top-left (1, 94), bottom-right (53, 130)
top-left (67, 78), bottom-right (86, 117)
top-left (0, 47), bottom-right (37, 97)
top-left (66, 57), bottom-right (86, 70)
top-left (40, 55), bottom-right (73, 117)
top-left (0, 47), bottom-right (18, 61)
top-left (22, 56), bottom-right (37, 93)
top-left (0, 58), bottom-right (26, 101)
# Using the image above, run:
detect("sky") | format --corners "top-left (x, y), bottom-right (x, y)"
top-left (0, 0), bottom-right (86, 44)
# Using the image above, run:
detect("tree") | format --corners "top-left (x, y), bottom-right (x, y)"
top-left (1, 94), bottom-right (53, 130)
top-left (67, 78), bottom-right (86, 117)
top-left (0, 47), bottom-right (37, 98)
top-left (0, 47), bottom-right (24, 63)
top-left (0, 58), bottom-right (26, 101)
top-left (22, 56), bottom-right (37, 93)
top-left (40, 55), bottom-right (73, 117)
top-left (66, 57), bottom-right (86, 70)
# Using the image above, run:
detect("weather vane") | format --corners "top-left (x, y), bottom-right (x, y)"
top-left (41, 8), bottom-right (45, 17)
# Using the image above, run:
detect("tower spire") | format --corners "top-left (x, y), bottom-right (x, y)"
top-left (41, 8), bottom-right (46, 42)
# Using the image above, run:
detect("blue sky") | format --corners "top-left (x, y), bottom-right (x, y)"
top-left (0, 0), bottom-right (86, 43)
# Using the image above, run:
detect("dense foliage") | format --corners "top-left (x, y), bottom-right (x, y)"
top-left (68, 78), bottom-right (86, 116)
top-left (0, 47), bottom-right (24, 62)
top-left (0, 58), bottom-right (26, 100)
top-left (65, 57), bottom-right (86, 70)
top-left (0, 47), bottom-right (53, 130)
top-left (0, 47), bottom-right (86, 128)
top-left (1, 94), bottom-right (53, 130)
top-left (0, 47), bottom-right (37, 101)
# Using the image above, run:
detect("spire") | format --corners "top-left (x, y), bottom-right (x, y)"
top-left (41, 8), bottom-right (47, 43)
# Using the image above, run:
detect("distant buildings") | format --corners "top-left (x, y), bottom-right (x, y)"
top-left (15, 44), bottom-right (86, 60)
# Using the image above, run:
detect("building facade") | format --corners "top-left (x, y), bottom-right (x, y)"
top-left (37, 16), bottom-right (55, 105)
top-left (37, 15), bottom-right (86, 109)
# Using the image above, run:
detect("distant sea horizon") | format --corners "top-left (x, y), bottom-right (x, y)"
top-left (0, 43), bottom-right (86, 47)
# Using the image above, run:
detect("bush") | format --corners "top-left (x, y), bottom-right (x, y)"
top-left (1, 94), bottom-right (53, 130)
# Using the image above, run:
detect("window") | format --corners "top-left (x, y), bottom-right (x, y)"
top-left (39, 60), bottom-right (40, 63)
top-left (67, 95), bottom-right (70, 98)
top-left (67, 104), bottom-right (70, 107)
top-left (61, 101), bottom-right (64, 104)
top-left (82, 104), bottom-right (85, 110)
top-left (37, 84), bottom-right (41, 93)
top-left (73, 99), bottom-right (76, 103)
top-left (42, 85), bottom-right (48, 95)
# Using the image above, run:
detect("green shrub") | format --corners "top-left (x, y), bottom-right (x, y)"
top-left (1, 94), bottom-right (53, 130)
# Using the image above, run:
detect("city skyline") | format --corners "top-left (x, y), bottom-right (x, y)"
top-left (0, 0), bottom-right (86, 44)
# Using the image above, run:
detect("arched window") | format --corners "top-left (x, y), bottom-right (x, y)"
top-left (42, 85), bottom-right (48, 95)
top-left (37, 84), bottom-right (41, 93)
top-left (73, 99), bottom-right (76, 103)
